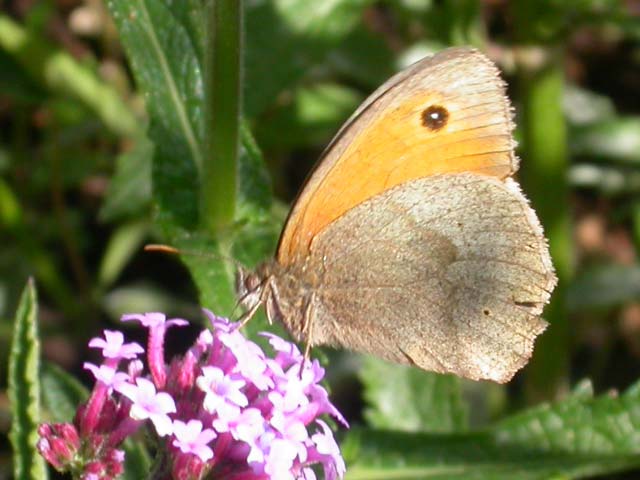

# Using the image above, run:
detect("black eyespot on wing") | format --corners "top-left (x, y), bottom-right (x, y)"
top-left (421, 105), bottom-right (449, 131)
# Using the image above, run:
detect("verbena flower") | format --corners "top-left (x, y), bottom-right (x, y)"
top-left (38, 311), bottom-right (347, 479)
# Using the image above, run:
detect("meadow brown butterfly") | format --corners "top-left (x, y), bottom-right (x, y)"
top-left (237, 47), bottom-right (557, 383)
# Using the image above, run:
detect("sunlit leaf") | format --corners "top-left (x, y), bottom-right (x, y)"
top-left (360, 357), bottom-right (467, 433)
top-left (346, 380), bottom-right (640, 479)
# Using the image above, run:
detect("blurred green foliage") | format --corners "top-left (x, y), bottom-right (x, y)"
top-left (3, 0), bottom-right (640, 478)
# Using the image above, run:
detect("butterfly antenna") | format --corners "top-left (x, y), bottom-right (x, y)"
top-left (144, 244), bottom-right (244, 269)
top-left (145, 243), bottom-right (252, 322)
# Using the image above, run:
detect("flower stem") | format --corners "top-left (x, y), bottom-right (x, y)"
top-left (201, 0), bottom-right (243, 233)
top-left (517, 51), bottom-right (573, 401)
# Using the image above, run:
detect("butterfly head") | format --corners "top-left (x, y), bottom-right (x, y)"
top-left (236, 265), bottom-right (265, 312)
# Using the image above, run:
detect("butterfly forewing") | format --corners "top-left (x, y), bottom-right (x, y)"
top-left (277, 47), bottom-right (517, 264)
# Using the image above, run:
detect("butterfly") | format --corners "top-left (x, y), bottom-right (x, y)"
top-left (237, 47), bottom-right (557, 383)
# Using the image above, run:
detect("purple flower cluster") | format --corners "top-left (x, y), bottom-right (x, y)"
top-left (37, 311), bottom-right (347, 479)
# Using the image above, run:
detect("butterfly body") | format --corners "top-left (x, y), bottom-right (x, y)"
top-left (238, 47), bottom-right (557, 383)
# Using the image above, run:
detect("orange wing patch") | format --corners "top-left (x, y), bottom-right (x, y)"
top-left (277, 48), bottom-right (517, 265)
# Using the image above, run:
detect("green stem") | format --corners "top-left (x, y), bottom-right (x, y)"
top-left (518, 51), bottom-right (573, 401)
top-left (201, 0), bottom-right (243, 233)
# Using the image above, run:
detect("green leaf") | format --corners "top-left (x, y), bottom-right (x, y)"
top-left (41, 362), bottom-right (88, 423)
top-left (563, 85), bottom-right (616, 126)
top-left (107, 1), bottom-right (274, 225)
top-left (161, 0), bottom-right (206, 63)
top-left (122, 439), bottom-right (152, 480)
top-left (423, 0), bottom-right (484, 46)
top-left (568, 264), bottom-right (640, 311)
top-left (107, 0), bottom-right (204, 228)
top-left (0, 48), bottom-right (45, 104)
top-left (360, 357), bottom-right (467, 433)
top-left (100, 136), bottom-right (153, 222)
top-left (327, 24), bottom-right (395, 89)
top-left (571, 117), bottom-right (640, 164)
top-left (231, 217), bottom-right (281, 270)
top-left (0, 14), bottom-right (140, 138)
top-left (634, 202), bottom-right (640, 250)
top-left (255, 83), bottom-right (362, 151)
top-left (107, 1), bottom-right (277, 316)
top-left (161, 220), bottom-right (277, 324)
top-left (8, 279), bottom-right (47, 480)
top-left (569, 164), bottom-right (640, 194)
top-left (169, 229), bottom-right (237, 317)
top-left (102, 281), bottom-right (191, 323)
top-left (244, 0), bottom-right (375, 116)
top-left (345, 380), bottom-right (640, 479)
top-left (97, 220), bottom-right (150, 290)
top-left (237, 122), bottom-right (274, 218)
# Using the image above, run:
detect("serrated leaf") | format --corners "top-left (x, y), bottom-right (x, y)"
top-left (107, 0), bottom-right (275, 316)
top-left (107, 0), bottom-right (204, 228)
top-left (8, 279), bottom-right (47, 480)
top-left (345, 380), bottom-right (640, 479)
top-left (360, 357), bottom-right (467, 433)
top-left (107, 1), bottom-right (273, 224)
top-left (161, 0), bottom-right (206, 63)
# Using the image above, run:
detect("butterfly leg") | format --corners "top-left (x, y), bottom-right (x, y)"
top-left (238, 276), bottom-right (276, 328)
top-left (298, 294), bottom-right (316, 377)
top-left (237, 300), bottom-right (262, 329)
top-left (263, 276), bottom-right (278, 326)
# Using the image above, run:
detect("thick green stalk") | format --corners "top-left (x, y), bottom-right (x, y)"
top-left (518, 52), bottom-right (573, 401)
top-left (201, 0), bottom-right (243, 233)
